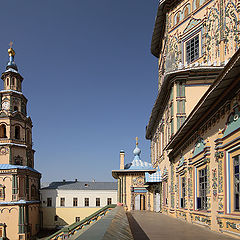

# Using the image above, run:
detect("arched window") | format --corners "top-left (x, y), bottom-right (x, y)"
top-left (15, 126), bottom-right (20, 139)
top-left (0, 125), bottom-right (7, 138)
top-left (183, 4), bottom-right (190, 18)
top-left (175, 12), bottom-right (181, 25)
top-left (31, 185), bottom-right (38, 199)
top-left (14, 106), bottom-right (18, 112)
top-left (26, 129), bottom-right (31, 144)
top-left (7, 78), bottom-right (9, 86)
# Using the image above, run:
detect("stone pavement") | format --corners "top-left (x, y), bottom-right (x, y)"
top-left (127, 211), bottom-right (237, 240)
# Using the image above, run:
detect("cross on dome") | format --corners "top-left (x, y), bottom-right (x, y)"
top-left (6, 41), bottom-right (18, 72)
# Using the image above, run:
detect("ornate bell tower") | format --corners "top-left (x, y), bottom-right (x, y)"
top-left (0, 44), bottom-right (41, 240)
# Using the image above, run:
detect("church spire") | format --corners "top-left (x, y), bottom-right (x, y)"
top-left (6, 41), bottom-right (18, 72)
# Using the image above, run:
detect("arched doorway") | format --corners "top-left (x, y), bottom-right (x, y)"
top-left (135, 194), bottom-right (146, 210)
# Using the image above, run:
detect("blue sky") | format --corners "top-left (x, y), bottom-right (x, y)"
top-left (0, 0), bottom-right (159, 182)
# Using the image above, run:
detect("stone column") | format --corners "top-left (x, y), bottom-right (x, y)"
top-left (117, 179), bottom-right (121, 203)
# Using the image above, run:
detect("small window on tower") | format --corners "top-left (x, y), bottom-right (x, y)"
top-left (26, 129), bottom-right (31, 144)
top-left (0, 125), bottom-right (7, 138)
top-left (7, 78), bottom-right (9, 86)
top-left (14, 106), bottom-right (18, 112)
top-left (15, 126), bottom-right (20, 139)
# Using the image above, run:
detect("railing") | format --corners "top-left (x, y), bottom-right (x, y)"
top-left (46, 204), bottom-right (117, 240)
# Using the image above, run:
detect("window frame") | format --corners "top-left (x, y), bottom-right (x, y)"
top-left (197, 167), bottom-right (208, 210)
top-left (234, 154), bottom-right (240, 211)
top-left (60, 197), bottom-right (65, 207)
top-left (73, 197), bottom-right (78, 207)
top-left (186, 35), bottom-right (200, 64)
top-left (84, 197), bottom-right (89, 207)
top-left (180, 176), bottom-right (186, 208)
top-left (107, 198), bottom-right (112, 205)
top-left (96, 198), bottom-right (100, 207)
top-left (47, 197), bottom-right (52, 207)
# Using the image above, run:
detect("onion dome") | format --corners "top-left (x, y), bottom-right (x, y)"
top-left (6, 42), bottom-right (18, 72)
top-left (133, 137), bottom-right (141, 159)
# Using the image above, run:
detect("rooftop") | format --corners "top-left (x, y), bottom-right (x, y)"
top-left (41, 181), bottom-right (117, 191)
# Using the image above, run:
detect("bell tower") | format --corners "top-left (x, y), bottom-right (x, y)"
top-left (0, 44), bottom-right (41, 240)
top-left (0, 44), bottom-right (32, 166)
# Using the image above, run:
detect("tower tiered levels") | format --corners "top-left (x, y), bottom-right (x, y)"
top-left (0, 45), bottom-right (41, 240)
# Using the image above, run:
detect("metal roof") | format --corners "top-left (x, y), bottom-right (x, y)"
top-left (41, 181), bottom-right (117, 191)
top-left (167, 48), bottom-right (240, 152)
top-left (0, 164), bottom-right (40, 174)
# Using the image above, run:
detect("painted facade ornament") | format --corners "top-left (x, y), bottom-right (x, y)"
top-left (133, 176), bottom-right (145, 186)
top-left (207, 164), bottom-right (210, 195)
top-left (192, 138), bottom-right (206, 157)
top-left (224, 0), bottom-right (240, 57)
top-left (171, 164), bottom-right (175, 208)
top-left (194, 215), bottom-right (211, 226)
top-left (0, 147), bottom-right (9, 155)
top-left (218, 197), bottom-right (224, 210)
top-left (212, 168), bottom-right (218, 200)
top-left (14, 155), bottom-right (23, 165)
top-left (223, 105), bottom-right (240, 137)
top-left (205, 3), bottom-right (220, 63)
top-left (165, 31), bottom-right (181, 72)
top-left (183, 18), bottom-right (202, 33)
top-left (215, 151), bottom-right (224, 161)
top-left (188, 167), bottom-right (193, 209)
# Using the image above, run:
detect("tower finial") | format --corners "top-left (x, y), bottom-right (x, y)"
top-left (136, 137), bottom-right (138, 146)
top-left (6, 41), bottom-right (18, 71)
top-left (8, 41), bottom-right (15, 57)
top-left (9, 41), bottom-right (13, 48)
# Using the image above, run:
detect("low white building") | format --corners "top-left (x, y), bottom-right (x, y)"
top-left (40, 180), bottom-right (117, 229)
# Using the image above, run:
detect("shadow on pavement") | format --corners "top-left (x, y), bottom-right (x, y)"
top-left (126, 212), bottom-right (150, 240)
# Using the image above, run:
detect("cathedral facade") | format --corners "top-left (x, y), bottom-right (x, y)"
top-left (146, 0), bottom-right (240, 237)
top-left (0, 46), bottom-right (41, 240)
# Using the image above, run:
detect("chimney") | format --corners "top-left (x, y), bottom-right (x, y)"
top-left (120, 150), bottom-right (125, 169)
top-left (75, 179), bottom-right (77, 182)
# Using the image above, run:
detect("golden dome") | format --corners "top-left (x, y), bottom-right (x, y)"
top-left (8, 47), bottom-right (15, 57)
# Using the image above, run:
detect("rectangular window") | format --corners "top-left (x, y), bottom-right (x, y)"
top-left (47, 198), bottom-right (52, 207)
top-left (186, 35), bottom-right (199, 64)
top-left (96, 198), bottom-right (100, 207)
top-left (85, 198), bottom-right (89, 207)
top-left (76, 217), bottom-right (80, 222)
top-left (180, 177), bottom-right (186, 208)
top-left (60, 197), bottom-right (65, 207)
top-left (107, 198), bottom-right (112, 205)
top-left (197, 167), bottom-right (207, 210)
top-left (234, 155), bottom-right (240, 211)
top-left (73, 198), bottom-right (78, 207)
top-left (0, 227), bottom-right (2, 237)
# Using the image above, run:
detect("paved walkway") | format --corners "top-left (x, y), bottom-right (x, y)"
top-left (127, 211), bottom-right (237, 240)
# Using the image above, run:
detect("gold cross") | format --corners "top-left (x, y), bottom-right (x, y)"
top-left (136, 137), bottom-right (138, 146)
top-left (9, 41), bottom-right (13, 48)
